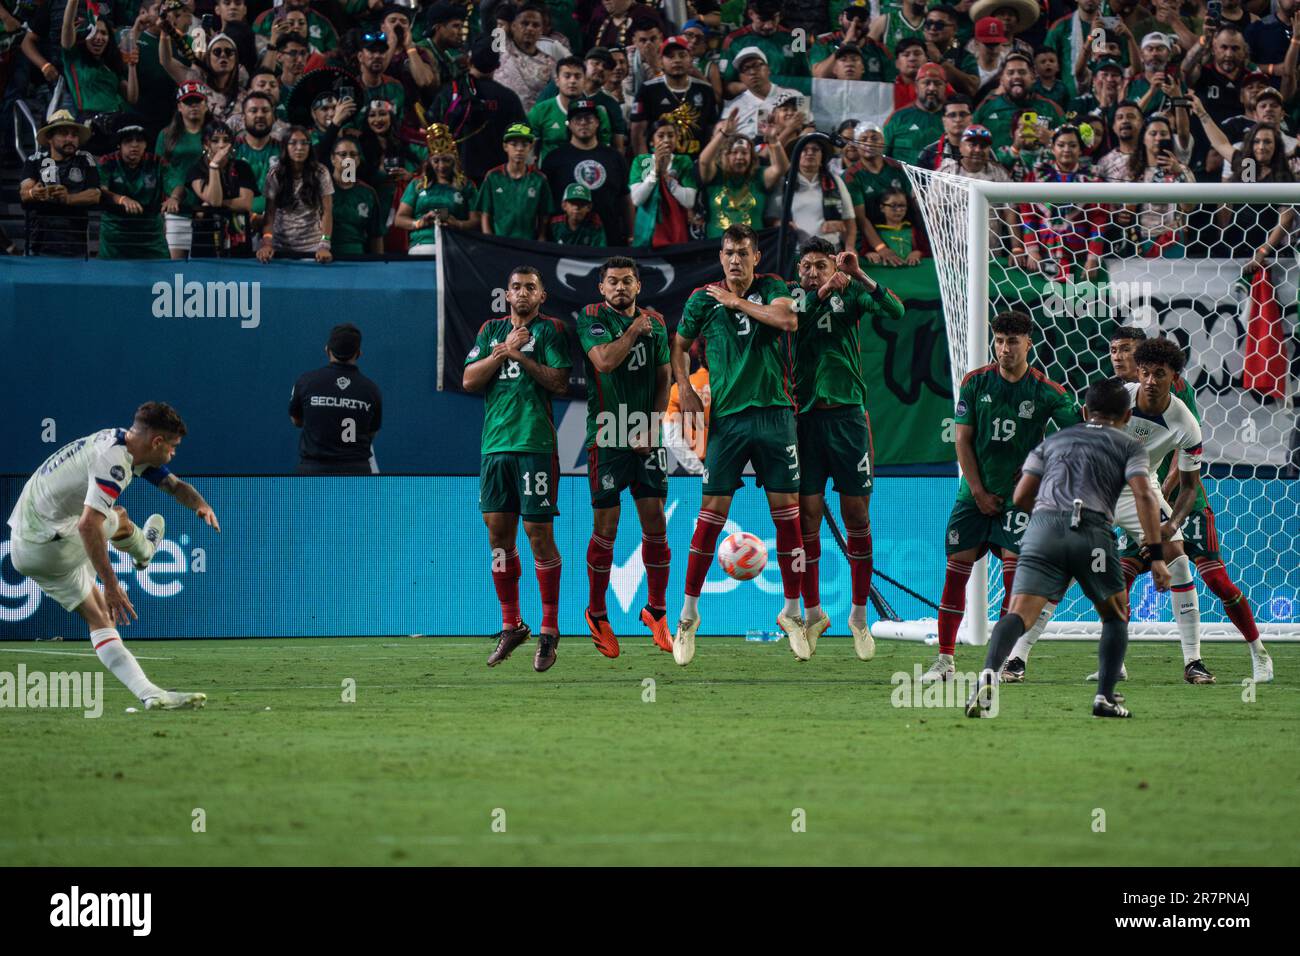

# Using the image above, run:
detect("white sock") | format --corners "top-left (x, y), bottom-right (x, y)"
top-left (1249, 638), bottom-right (1268, 658)
top-left (92, 629), bottom-right (163, 701)
top-left (110, 523), bottom-right (152, 564)
top-left (848, 603), bottom-right (867, 625)
top-left (1011, 601), bottom-right (1058, 663)
top-left (805, 603), bottom-right (823, 622)
top-left (681, 594), bottom-right (699, 620)
top-left (1169, 555), bottom-right (1202, 664)
top-left (783, 597), bottom-right (801, 617)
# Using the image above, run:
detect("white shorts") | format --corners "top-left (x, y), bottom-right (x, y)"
top-left (9, 509), bottom-right (118, 612)
top-left (1114, 484), bottom-right (1182, 545)
top-left (164, 213), bottom-right (192, 251)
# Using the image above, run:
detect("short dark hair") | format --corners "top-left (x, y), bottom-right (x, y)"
top-left (895, 38), bottom-right (925, 56)
top-left (134, 402), bottom-right (187, 436)
top-left (630, 17), bottom-right (661, 36)
top-left (242, 90), bottom-right (274, 111)
top-left (599, 256), bottom-right (639, 281)
top-left (201, 120), bottom-right (233, 143)
top-left (928, 4), bottom-right (959, 19)
top-left (944, 94), bottom-right (972, 111)
top-left (249, 67), bottom-right (279, 85)
top-left (1033, 46), bottom-right (1058, 59)
top-left (509, 265), bottom-right (544, 286)
top-left (797, 236), bottom-right (837, 261)
top-left (1109, 324), bottom-right (1148, 344)
top-left (721, 223), bottom-right (758, 247)
top-left (991, 310), bottom-right (1033, 336)
top-left (1002, 52), bottom-right (1033, 72)
top-left (277, 31), bottom-right (309, 50)
top-left (1133, 336), bottom-right (1185, 374)
top-left (555, 55), bottom-right (583, 75)
top-left (1084, 377), bottom-right (1131, 419)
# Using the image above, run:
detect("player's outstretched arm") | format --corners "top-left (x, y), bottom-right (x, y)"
top-left (1163, 466), bottom-right (1201, 538)
top-left (707, 286), bottom-right (797, 331)
top-left (670, 333), bottom-right (703, 415)
top-left (462, 345), bottom-right (510, 392)
top-left (510, 351), bottom-right (569, 395)
top-left (956, 423), bottom-right (1000, 516)
top-left (160, 474), bottom-right (221, 532)
top-left (588, 312), bottom-right (651, 373)
top-left (1011, 472), bottom-right (1041, 515)
top-left (77, 507), bottom-right (136, 625)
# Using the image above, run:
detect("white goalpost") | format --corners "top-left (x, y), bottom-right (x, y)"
top-left (875, 171), bottom-right (1300, 643)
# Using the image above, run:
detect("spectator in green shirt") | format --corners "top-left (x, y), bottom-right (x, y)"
top-left (396, 124), bottom-right (481, 254)
top-left (883, 61), bottom-right (947, 165)
top-left (156, 81), bottom-right (210, 259)
top-left (328, 132), bottom-right (385, 256)
top-left (696, 110), bottom-right (786, 237)
top-left (59, 0), bottom-right (137, 121)
top-left (474, 123), bottom-right (554, 239)
top-left (529, 56), bottom-right (615, 161)
top-left (98, 124), bottom-right (168, 259)
top-left (545, 182), bottom-right (607, 245)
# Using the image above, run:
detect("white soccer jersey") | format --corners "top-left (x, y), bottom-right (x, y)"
top-left (7, 428), bottom-right (171, 543)
top-left (1122, 382), bottom-right (1204, 484)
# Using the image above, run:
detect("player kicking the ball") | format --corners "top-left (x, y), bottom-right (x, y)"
top-left (578, 256), bottom-right (675, 657)
top-left (1003, 328), bottom-right (1271, 684)
top-left (923, 311), bottom-right (1078, 684)
top-left (965, 377), bottom-right (1171, 719)
top-left (792, 239), bottom-right (903, 660)
top-left (7, 403), bottom-right (219, 710)
top-left (670, 223), bottom-right (804, 665)
top-left (464, 266), bottom-right (571, 672)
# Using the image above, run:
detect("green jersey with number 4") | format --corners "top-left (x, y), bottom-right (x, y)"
top-left (794, 279), bottom-right (904, 412)
top-left (466, 315), bottom-right (572, 455)
top-left (577, 303), bottom-right (670, 450)
top-left (678, 274), bottom-right (796, 418)
top-left (955, 364), bottom-right (1079, 502)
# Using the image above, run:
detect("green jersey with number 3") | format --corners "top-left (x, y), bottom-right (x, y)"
top-left (577, 303), bottom-right (670, 450)
top-left (794, 279), bottom-right (904, 412)
top-left (955, 364), bottom-right (1079, 502)
top-left (466, 315), bottom-right (572, 455)
top-left (677, 274), bottom-right (796, 418)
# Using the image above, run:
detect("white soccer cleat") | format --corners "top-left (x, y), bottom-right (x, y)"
top-left (804, 614), bottom-right (830, 656)
top-left (144, 690), bottom-right (207, 711)
top-left (1086, 664), bottom-right (1128, 682)
top-left (849, 619), bottom-right (876, 661)
top-left (673, 617), bottom-right (698, 667)
top-left (777, 612), bottom-right (811, 661)
top-left (919, 653), bottom-right (954, 684)
top-left (134, 514), bottom-right (165, 570)
top-left (1251, 645), bottom-right (1274, 684)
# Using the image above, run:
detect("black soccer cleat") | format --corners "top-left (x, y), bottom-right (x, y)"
top-left (487, 623), bottom-right (531, 667)
top-left (1093, 694), bottom-right (1132, 718)
top-left (1000, 656), bottom-right (1026, 683)
top-left (964, 669), bottom-right (998, 718)
top-left (1184, 659), bottom-right (1216, 685)
top-left (534, 632), bottom-right (559, 672)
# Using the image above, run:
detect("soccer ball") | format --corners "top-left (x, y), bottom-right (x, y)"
top-left (717, 531), bottom-right (768, 581)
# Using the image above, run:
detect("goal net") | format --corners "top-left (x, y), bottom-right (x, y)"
top-left (879, 168), bottom-right (1300, 642)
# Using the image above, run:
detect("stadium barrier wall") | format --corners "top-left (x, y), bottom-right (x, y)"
top-left (2, 475), bottom-right (1294, 638)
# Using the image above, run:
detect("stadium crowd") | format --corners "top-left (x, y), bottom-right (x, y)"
top-left (0, 0), bottom-right (1296, 260)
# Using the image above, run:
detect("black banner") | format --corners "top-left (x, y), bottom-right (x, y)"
top-left (437, 228), bottom-right (781, 400)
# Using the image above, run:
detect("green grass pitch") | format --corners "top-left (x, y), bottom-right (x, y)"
top-left (2, 637), bottom-right (1297, 866)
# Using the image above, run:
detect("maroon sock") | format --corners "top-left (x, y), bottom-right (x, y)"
top-left (684, 508), bottom-right (726, 597)
top-left (801, 529), bottom-right (821, 609)
top-left (846, 524), bottom-right (873, 606)
top-left (586, 532), bottom-right (614, 616)
top-left (492, 546), bottom-right (522, 630)
top-left (1121, 558), bottom-right (1141, 593)
top-left (535, 554), bottom-right (561, 633)
top-left (1198, 560), bottom-right (1260, 642)
top-left (771, 503), bottom-right (803, 601)
top-left (1000, 554), bottom-right (1018, 617)
top-left (642, 533), bottom-right (671, 610)
top-left (938, 559), bottom-right (974, 656)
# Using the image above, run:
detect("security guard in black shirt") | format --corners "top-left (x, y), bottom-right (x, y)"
top-left (290, 324), bottom-right (384, 474)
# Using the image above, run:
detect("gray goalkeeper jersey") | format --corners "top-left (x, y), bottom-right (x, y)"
top-left (1021, 422), bottom-right (1149, 522)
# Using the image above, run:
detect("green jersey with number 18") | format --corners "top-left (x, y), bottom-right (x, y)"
top-left (465, 315), bottom-right (572, 455)
top-left (954, 364), bottom-right (1079, 502)
top-left (577, 303), bottom-right (670, 450)
top-left (794, 279), bottom-right (904, 412)
top-left (677, 274), bottom-right (796, 418)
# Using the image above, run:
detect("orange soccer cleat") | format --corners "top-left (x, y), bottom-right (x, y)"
top-left (640, 605), bottom-right (674, 653)
top-left (585, 608), bottom-right (621, 658)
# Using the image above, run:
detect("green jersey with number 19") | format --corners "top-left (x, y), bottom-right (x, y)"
top-left (794, 279), bottom-right (904, 412)
top-left (466, 315), bottom-right (572, 455)
top-left (954, 364), bottom-right (1079, 502)
top-left (577, 303), bottom-right (670, 450)
top-left (677, 273), bottom-right (796, 418)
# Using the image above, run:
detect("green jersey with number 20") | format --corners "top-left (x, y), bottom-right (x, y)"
top-left (955, 364), bottom-right (1079, 502)
top-left (577, 303), bottom-right (670, 450)
top-left (677, 273), bottom-right (796, 418)
top-left (466, 315), bottom-right (572, 455)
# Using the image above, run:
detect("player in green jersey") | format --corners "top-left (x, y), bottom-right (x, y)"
top-left (670, 223), bottom-right (805, 666)
top-left (792, 238), bottom-right (904, 661)
top-left (463, 266), bottom-right (572, 673)
top-left (1003, 326), bottom-right (1273, 685)
top-left (578, 256), bottom-right (675, 659)
top-left (925, 311), bottom-right (1079, 684)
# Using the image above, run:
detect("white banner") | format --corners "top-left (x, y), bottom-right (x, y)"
top-left (809, 79), bottom-right (894, 133)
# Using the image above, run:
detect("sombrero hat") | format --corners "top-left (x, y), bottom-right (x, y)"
top-left (37, 109), bottom-right (93, 148)
top-left (968, 0), bottom-right (1040, 33)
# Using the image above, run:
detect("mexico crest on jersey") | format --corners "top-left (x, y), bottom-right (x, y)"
top-left (1018, 400), bottom-right (1034, 418)
top-left (830, 295), bottom-right (844, 312)
top-left (747, 292), bottom-right (763, 304)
